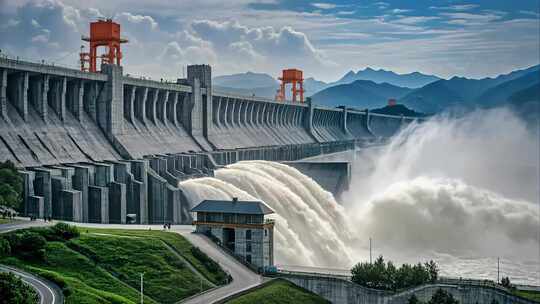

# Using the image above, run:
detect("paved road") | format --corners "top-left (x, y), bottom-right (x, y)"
top-left (174, 227), bottom-right (263, 304)
top-left (0, 265), bottom-right (63, 304)
top-left (0, 218), bottom-right (52, 233)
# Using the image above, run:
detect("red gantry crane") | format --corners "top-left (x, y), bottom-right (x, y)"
top-left (275, 69), bottom-right (304, 103)
top-left (80, 19), bottom-right (128, 72)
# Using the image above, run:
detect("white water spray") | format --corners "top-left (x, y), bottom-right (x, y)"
top-left (180, 108), bottom-right (539, 284)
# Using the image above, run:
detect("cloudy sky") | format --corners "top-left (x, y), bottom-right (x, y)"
top-left (0, 0), bottom-right (538, 82)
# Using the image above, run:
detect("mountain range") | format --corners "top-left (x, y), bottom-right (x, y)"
top-left (212, 65), bottom-right (539, 120)
top-left (212, 68), bottom-right (440, 98)
top-left (400, 65), bottom-right (539, 113)
top-left (310, 80), bottom-right (412, 109)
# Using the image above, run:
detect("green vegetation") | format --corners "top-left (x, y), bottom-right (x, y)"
top-left (408, 288), bottom-right (459, 304)
top-left (225, 279), bottom-right (330, 304)
top-left (351, 255), bottom-right (438, 291)
top-left (0, 160), bottom-right (22, 212)
top-left (81, 227), bottom-right (229, 285)
top-left (0, 271), bottom-right (39, 304)
top-left (0, 224), bottom-right (228, 304)
top-left (513, 289), bottom-right (540, 302)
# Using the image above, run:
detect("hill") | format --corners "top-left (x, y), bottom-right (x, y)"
top-left (0, 225), bottom-right (228, 304)
top-left (213, 72), bottom-right (278, 89)
top-left (371, 104), bottom-right (426, 117)
top-left (310, 80), bottom-right (412, 109)
top-left (400, 65), bottom-right (540, 113)
top-left (333, 68), bottom-right (440, 88)
top-left (225, 279), bottom-right (330, 304)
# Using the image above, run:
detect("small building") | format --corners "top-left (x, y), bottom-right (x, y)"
top-left (191, 198), bottom-right (275, 270)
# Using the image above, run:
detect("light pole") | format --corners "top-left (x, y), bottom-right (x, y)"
top-left (140, 273), bottom-right (144, 304)
top-left (369, 237), bottom-right (372, 264)
top-left (497, 257), bottom-right (500, 283)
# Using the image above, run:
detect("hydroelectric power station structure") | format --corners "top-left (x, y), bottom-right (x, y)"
top-left (0, 21), bottom-right (418, 224)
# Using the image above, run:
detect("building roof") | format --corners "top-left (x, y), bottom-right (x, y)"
top-left (191, 198), bottom-right (274, 215)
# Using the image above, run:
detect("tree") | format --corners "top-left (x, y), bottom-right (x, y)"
top-left (425, 260), bottom-right (439, 283)
top-left (428, 288), bottom-right (459, 304)
top-left (0, 162), bottom-right (23, 211)
top-left (501, 277), bottom-right (511, 288)
top-left (0, 272), bottom-right (39, 304)
top-left (0, 238), bottom-right (10, 257)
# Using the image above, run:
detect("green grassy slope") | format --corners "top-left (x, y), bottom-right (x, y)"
top-left (225, 279), bottom-right (330, 304)
top-left (1, 227), bottom-right (228, 304)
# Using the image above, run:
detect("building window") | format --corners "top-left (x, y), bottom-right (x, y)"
top-left (245, 229), bottom-right (251, 240)
top-left (246, 254), bottom-right (252, 264)
top-left (246, 242), bottom-right (251, 252)
top-left (264, 229), bottom-right (267, 237)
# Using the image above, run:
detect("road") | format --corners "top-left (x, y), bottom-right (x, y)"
top-left (174, 227), bottom-right (263, 304)
top-left (0, 265), bottom-right (63, 304)
top-left (0, 218), bottom-right (52, 233)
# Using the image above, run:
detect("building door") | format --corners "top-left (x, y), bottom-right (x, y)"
top-left (223, 228), bottom-right (235, 252)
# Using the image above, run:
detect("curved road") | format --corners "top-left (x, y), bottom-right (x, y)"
top-left (174, 227), bottom-right (263, 304)
top-left (0, 265), bottom-right (63, 304)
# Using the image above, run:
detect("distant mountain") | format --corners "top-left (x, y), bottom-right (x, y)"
top-left (213, 85), bottom-right (277, 98)
top-left (304, 77), bottom-right (330, 96)
top-left (333, 67), bottom-right (441, 88)
top-left (476, 71), bottom-right (540, 108)
top-left (213, 72), bottom-right (278, 89)
top-left (371, 104), bottom-right (426, 117)
top-left (508, 82), bottom-right (540, 124)
top-left (400, 65), bottom-right (540, 113)
top-left (310, 80), bottom-right (412, 109)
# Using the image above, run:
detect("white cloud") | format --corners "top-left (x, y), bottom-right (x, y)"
top-left (430, 4), bottom-right (479, 11)
top-left (391, 9), bottom-right (412, 14)
top-left (312, 3), bottom-right (337, 10)
top-left (394, 16), bottom-right (439, 25)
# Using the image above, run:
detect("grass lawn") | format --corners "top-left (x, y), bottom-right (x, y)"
top-left (80, 228), bottom-right (229, 285)
top-left (225, 279), bottom-right (330, 304)
top-left (1, 226), bottom-right (227, 304)
top-left (514, 289), bottom-right (540, 302)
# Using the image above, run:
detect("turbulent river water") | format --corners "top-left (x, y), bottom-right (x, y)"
top-left (180, 108), bottom-right (539, 285)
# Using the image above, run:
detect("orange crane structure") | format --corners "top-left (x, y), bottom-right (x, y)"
top-left (275, 69), bottom-right (304, 103)
top-left (80, 19), bottom-right (128, 72)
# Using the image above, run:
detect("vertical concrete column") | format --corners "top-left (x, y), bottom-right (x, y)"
top-left (168, 91), bottom-right (178, 126)
top-left (39, 75), bottom-right (50, 122)
top-left (187, 64), bottom-right (213, 137)
top-left (109, 181), bottom-right (127, 224)
top-left (148, 89), bottom-right (158, 124)
top-left (160, 90), bottom-right (169, 126)
top-left (33, 168), bottom-right (52, 218)
top-left (10, 72), bottom-right (29, 121)
top-left (69, 79), bottom-right (84, 121)
top-left (71, 165), bottom-right (90, 222)
top-left (19, 170), bottom-right (35, 216)
top-left (364, 109), bottom-right (373, 136)
top-left (136, 86), bottom-right (148, 124)
top-left (0, 69), bottom-right (7, 120)
top-left (127, 85), bottom-right (136, 125)
top-left (304, 97), bottom-right (319, 143)
top-left (84, 81), bottom-right (99, 123)
top-left (99, 64), bottom-right (124, 140)
top-left (56, 77), bottom-right (67, 121)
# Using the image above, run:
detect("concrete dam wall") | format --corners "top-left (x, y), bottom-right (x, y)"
top-left (0, 58), bottom-right (420, 224)
top-left (282, 274), bottom-right (536, 304)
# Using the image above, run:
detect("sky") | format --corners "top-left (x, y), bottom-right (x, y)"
top-left (0, 0), bottom-right (538, 82)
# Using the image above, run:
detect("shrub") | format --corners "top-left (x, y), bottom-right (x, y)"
top-left (351, 255), bottom-right (439, 291)
top-left (9, 231), bottom-right (47, 261)
top-left (0, 272), bottom-right (39, 304)
top-left (0, 238), bottom-right (11, 257)
top-left (52, 222), bottom-right (80, 240)
top-left (191, 246), bottom-right (220, 273)
top-left (428, 288), bottom-right (459, 304)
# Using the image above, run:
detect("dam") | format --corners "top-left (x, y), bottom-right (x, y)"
top-left (0, 56), bottom-right (418, 224)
